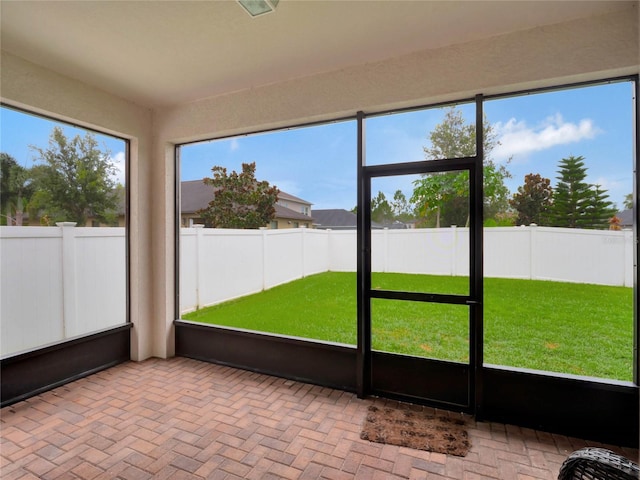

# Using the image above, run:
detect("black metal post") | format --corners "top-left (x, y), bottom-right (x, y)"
top-left (356, 111), bottom-right (371, 398)
top-left (472, 94), bottom-right (485, 416)
top-left (633, 77), bottom-right (639, 386)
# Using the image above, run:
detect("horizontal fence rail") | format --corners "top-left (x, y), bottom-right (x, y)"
top-left (1, 224), bottom-right (632, 354)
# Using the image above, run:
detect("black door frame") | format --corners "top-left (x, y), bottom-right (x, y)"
top-left (356, 95), bottom-right (484, 412)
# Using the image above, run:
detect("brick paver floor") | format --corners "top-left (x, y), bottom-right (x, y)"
top-left (1, 357), bottom-right (637, 479)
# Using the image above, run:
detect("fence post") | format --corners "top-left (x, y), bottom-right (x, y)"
top-left (57, 222), bottom-right (78, 338)
top-left (326, 229), bottom-right (332, 272)
top-left (301, 226), bottom-right (307, 278)
top-left (193, 225), bottom-right (204, 309)
top-left (260, 227), bottom-right (268, 290)
top-left (529, 224), bottom-right (538, 280)
top-left (383, 227), bottom-right (389, 272)
top-left (450, 225), bottom-right (457, 276)
top-left (624, 229), bottom-right (633, 287)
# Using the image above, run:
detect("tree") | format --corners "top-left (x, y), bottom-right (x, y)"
top-left (391, 189), bottom-right (414, 221)
top-left (0, 153), bottom-right (33, 225)
top-left (198, 162), bottom-right (279, 229)
top-left (412, 171), bottom-right (466, 227)
top-left (548, 155), bottom-right (615, 229)
top-left (548, 155), bottom-right (591, 228)
top-left (29, 127), bottom-right (119, 225)
top-left (509, 173), bottom-right (553, 226)
top-left (482, 163), bottom-right (512, 221)
top-left (371, 191), bottom-right (394, 223)
top-left (609, 216), bottom-right (622, 230)
top-left (623, 193), bottom-right (633, 210)
top-left (422, 106), bottom-right (498, 159)
top-left (351, 190), bottom-right (414, 224)
top-left (411, 106), bottom-right (511, 227)
top-left (583, 184), bottom-right (617, 229)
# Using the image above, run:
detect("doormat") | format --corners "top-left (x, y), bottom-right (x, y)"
top-left (360, 405), bottom-right (471, 456)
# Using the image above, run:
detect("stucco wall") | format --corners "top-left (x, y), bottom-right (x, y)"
top-left (154, 8), bottom-right (638, 144)
top-left (1, 5), bottom-right (638, 361)
top-left (0, 52), bottom-right (157, 361)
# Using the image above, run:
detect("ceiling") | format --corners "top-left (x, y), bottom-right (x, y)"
top-left (0, 1), bottom-right (633, 108)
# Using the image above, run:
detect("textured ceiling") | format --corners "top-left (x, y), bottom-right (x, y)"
top-left (0, 1), bottom-right (632, 108)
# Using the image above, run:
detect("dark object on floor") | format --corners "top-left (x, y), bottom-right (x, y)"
top-left (558, 447), bottom-right (640, 480)
top-left (360, 405), bottom-right (470, 456)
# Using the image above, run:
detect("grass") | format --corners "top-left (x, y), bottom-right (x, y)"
top-left (183, 271), bottom-right (634, 381)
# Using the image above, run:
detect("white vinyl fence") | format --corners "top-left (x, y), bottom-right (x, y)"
top-left (1, 224), bottom-right (633, 355)
top-left (1, 223), bottom-right (126, 356)
top-left (179, 226), bottom-right (355, 312)
top-left (180, 225), bottom-right (634, 313)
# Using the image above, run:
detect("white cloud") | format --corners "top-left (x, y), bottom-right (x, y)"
top-left (591, 176), bottom-right (628, 209)
top-left (230, 138), bottom-right (240, 152)
top-left (110, 151), bottom-right (126, 185)
top-left (592, 176), bottom-right (619, 191)
top-left (591, 176), bottom-right (628, 203)
top-left (493, 113), bottom-right (601, 162)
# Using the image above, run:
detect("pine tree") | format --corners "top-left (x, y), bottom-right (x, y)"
top-left (371, 191), bottom-right (394, 223)
top-left (583, 184), bottom-right (617, 229)
top-left (549, 155), bottom-right (616, 229)
top-left (549, 156), bottom-right (593, 228)
top-left (392, 190), bottom-right (413, 221)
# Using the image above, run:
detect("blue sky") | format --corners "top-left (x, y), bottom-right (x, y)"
top-left (0, 108), bottom-right (127, 185)
top-left (1, 80), bottom-right (635, 211)
top-left (180, 81), bottom-right (635, 211)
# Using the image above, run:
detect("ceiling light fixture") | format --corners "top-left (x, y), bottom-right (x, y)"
top-left (237, 0), bottom-right (279, 17)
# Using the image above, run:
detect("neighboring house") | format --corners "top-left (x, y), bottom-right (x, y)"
top-left (313, 209), bottom-right (386, 230)
top-left (180, 179), bottom-right (313, 229)
top-left (276, 191), bottom-right (311, 217)
top-left (616, 209), bottom-right (633, 229)
top-left (272, 191), bottom-right (314, 229)
top-left (313, 209), bottom-right (358, 230)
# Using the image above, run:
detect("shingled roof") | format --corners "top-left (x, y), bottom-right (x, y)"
top-left (180, 180), bottom-right (216, 214)
top-left (273, 204), bottom-right (313, 222)
top-left (616, 208), bottom-right (633, 228)
top-left (312, 209), bottom-right (357, 229)
top-left (312, 209), bottom-right (385, 229)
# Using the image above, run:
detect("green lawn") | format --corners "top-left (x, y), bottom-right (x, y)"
top-left (183, 271), bottom-right (634, 381)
